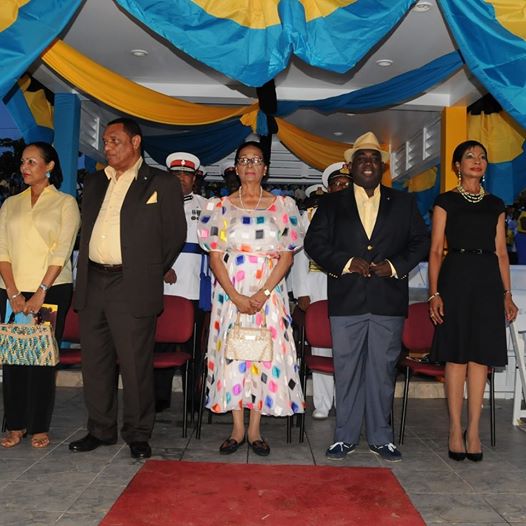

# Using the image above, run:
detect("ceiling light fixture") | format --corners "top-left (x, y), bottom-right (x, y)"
top-left (413, 1), bottom-right (432, 12)
top-left (333, 131), bottom-right (343, 136)
top-left (375, 59), bottom-right (393, 67)
top-left (130, 49), bottom-right (148, 57)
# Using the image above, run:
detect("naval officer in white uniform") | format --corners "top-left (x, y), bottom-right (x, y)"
top-left (154, 152), bottom-right (210, 412)
top-left (290, 162), bottom-right (351, 419)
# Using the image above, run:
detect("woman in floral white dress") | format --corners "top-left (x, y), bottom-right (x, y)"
top-left (198, 141), bottom-right (304, 456)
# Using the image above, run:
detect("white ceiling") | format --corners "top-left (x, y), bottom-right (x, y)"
top-left (32, 0), bottom-right (484, 155)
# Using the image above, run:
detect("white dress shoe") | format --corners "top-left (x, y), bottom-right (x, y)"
top-left (312, 409), bottom-right (329, 420)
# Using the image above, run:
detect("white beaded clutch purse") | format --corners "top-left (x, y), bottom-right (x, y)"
top-left (225, 313), bottom-right (273, 362)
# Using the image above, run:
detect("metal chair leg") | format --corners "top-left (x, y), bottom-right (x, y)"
top-left (182, 363), bottom-right (189, 438)
top-left (490, 368), bottom-right (496, 447)
top-left (399, 366), bottom-right (411, 445)
top-left (196, 353), bottom-right (207, 439)
top-left (299, 325), bottom-right (307, 443)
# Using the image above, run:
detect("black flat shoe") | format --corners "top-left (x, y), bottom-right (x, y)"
top-left (248, 438), bottom-right (270, 457)
top-left (464, 430), bottom-right (483, 462)
top-left (129, 441), bottom-right (152, 459)
top-left (69, 433), bottom-right (117, 452)
top-left (448, 449), bottom-right (466, 461)
top-left (219, 436), bottom-right (246, 455)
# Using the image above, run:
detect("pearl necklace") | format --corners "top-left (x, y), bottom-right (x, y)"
top-left (457, 183), bottom-right (485, 203)
top-left (239, 186), bottom-right (263, 210)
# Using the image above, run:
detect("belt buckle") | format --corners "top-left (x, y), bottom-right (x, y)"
top-left (474, 249), bottom-right (483, 255)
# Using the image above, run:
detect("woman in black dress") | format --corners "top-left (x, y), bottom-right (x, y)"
top-left (428, 140), bottom-right (517, 462)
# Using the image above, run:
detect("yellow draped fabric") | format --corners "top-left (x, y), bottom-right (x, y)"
top-left (18, 75), bottom-right (54, 129)
top-left (41, 40), bottom-right (256, 125)
top-left (407, 167), bottom-right (437, 192)
top-left (301, 0), bottom-right (358, 21)
top-left (276, 118), bottom-right (392, 185)
top-left (486, 0), bottom-right (526, 39)
top-left (0, 0), bottom-right (30, 32)
top-left (192, 0), bottom-right (280, 28)
top-left (468, 112), bottom-right (525, 163)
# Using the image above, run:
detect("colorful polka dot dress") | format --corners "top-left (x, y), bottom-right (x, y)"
top-left (198, 196), bottom-right (305, 416)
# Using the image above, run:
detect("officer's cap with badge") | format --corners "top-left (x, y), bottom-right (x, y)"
top-left (166, 152), bottom-right (200, 174)
top-left (321, 161), bottom-right (350, 189)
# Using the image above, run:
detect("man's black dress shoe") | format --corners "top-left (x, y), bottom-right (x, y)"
top-left (219, 436), bottom-right (246, 455)
top-left (69, 433), bottom-right (117, 452)
top-left (129, 441), bottom-right (152, 459)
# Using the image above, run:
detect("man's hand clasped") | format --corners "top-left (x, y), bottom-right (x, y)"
top-left (350, 258), bottom-right (393, 278)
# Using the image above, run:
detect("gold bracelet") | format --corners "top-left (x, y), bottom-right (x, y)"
top-left (427, 292), bottom-right (440, 302)
top-left (10, 291), bottom-right (20, 300)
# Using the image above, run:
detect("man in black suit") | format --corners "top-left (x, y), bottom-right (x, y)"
top-left (69, 118), bottom-right (186, 458)
top-left (304, 132), bottom-right (428, 462)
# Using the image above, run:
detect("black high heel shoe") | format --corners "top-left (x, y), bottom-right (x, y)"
top-left (448, 432), bottom-right (466, 461)
top-left (448, 449), bottom-right (466, 461)
top-left (464, 430), bottom-right (483, 462)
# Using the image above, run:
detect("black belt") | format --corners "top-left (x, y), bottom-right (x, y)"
top-left (89, 260), bottom-right (123, 272)
top-left (449, 248), bottom-right (494, 255)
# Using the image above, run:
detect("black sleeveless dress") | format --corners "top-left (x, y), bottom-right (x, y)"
top-left (431, 191), bottom-right (507, 366)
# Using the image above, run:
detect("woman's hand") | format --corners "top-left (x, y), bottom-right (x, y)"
top-left (429, 296), bottom-right (444, 325)
top-left (232, 293), bottom-right (258, 315)
top-left (23, 289), bottom-right (45, 316)
top-left (249, 290), bottom-right (267, 312)
top-left (505, 294), bottom-right (519, 322)
top-left (9, 293), bottom-right (26, 314)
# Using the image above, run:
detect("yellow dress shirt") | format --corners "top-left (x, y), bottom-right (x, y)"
top-left (0, 185), bottom-right (80, 291)
top-left (343, 184), bottom-right (396, 277)
top-left (89, 158), bottom-right (142, 264)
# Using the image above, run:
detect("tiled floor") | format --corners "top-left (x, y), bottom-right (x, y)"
top-left (1, 387), bottom-right (526, 525)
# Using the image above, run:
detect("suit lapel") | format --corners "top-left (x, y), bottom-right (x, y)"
top-left (122, 162), bottom-right (151, 217)
top-left (370, 185), bottom-right (392, 241)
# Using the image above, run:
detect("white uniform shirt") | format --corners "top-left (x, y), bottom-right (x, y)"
top-left (164, 193), bottom-right (208, 299)
top-left (290, 207), bottom-right (328, 303)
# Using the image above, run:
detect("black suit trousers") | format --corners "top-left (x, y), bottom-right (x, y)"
top-left (79, 266), bottom-right (157, 443)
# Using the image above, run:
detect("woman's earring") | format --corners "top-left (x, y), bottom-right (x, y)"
top-left (482, 175), bottom-right (486, 186)
top-left (457, 169), bottom-right (461, 185)
top-left (46, 172), bottom-right (51, 179)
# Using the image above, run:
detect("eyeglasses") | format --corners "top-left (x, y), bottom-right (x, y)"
top-left (329, 180), bottom-right (350, 189)
top-left (237, 157), bottom-right (265, 166)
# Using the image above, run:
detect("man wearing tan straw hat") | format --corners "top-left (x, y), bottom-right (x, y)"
top-left (291, 162), bottom-right (350, 419)
top-left (305, 132), bottom-right (428, 461)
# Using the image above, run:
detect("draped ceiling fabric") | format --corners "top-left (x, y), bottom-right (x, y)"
top-left (3, 76), bottom-right (54, 144)
top-left (114, 0), bottom-right (415, 87)
top-left (468, 112), bottom-right (526, 204)
top-left (438, 0), bottom-right (526, 131)
top-left (0, 0), bottom-right (82, 98)
top-left (41, 38), bottom-right (459, 174)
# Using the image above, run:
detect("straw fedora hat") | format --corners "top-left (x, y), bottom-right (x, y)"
top-left (344, 132), bottom-right (389, 163)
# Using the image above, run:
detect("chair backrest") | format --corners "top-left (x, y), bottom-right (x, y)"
top-left (155, 295), bottom-right (195, 344)
top-left (62, 307), bottom-right (80, 344)
top-left (402, 302), bottom-right (435, 352)
top-left (304, 300), bottom-right (332, 349)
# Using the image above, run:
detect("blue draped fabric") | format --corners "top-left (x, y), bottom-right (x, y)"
top-left (277, 52), bottom-right (463, 115)
top-left (2, 84), bottom-right (53, 144)
top-left (485, 142), bottom-right (526, 205)
top-left (114, 0), bottom-right (414, 87)
top-left (0, 0), bottom-right (83, 98)
top-left (439, 0), bottom-right (526, 131)
top-left (143, 119), bottom-right (251, 166)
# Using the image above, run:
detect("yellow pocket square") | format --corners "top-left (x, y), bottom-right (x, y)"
top-left (146, 191), bottom-right (158, 204)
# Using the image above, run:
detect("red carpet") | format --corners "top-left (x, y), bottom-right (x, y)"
top-left (101, 461), bottom-right (425, 526)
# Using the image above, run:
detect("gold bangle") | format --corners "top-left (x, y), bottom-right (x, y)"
top-left (427, 292), bottom-right (440, 302)
top-left (10, 291), bottom-right (20, 300)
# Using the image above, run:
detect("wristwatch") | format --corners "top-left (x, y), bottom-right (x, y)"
top-left (39, 283), bottom-right (49, 294)
top-left (262, 288), bottom-right (271, 297)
